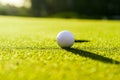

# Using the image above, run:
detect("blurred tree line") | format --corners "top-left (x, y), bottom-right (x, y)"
top-left (30, 0), bottom-right (120, 18)
top-left (0, 0), bottom-right (120, 19)
top-left (0, 4), bottom-right (29, 16)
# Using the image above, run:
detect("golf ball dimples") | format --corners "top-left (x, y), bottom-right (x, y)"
top-left (57, 30), bottom-right (74, 48)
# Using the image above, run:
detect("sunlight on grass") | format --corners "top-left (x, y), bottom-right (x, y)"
top-left (0, 16), bottom-right (120, 80)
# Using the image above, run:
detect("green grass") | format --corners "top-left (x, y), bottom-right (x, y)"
top-left (0, 16), bottom-right (120, 80)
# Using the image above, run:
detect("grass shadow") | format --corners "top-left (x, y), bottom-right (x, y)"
top-left (14, 47), bottom-right (60, 50)
top-left (55, 40), bottom-right (90, 43)
top-left (64, 48), bottom-right (120, 64)
top-left (75, 40), bottom-right (90, 43)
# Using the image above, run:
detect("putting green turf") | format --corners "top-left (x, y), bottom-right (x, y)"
top-left (0, 16), bottom-right (120, 80)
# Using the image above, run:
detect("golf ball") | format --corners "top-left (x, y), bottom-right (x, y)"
top-left (56, 30), bottom-right (74, 48)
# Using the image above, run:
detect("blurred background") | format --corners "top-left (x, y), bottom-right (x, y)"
top-left (0, 0), bottom-right (120, 19)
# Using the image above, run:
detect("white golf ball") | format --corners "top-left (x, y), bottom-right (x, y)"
top-left (56, 30), bottom-right (74, 48)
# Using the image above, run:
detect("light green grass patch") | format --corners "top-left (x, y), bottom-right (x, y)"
top-left (0, 16), bottom-right (120, 80)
